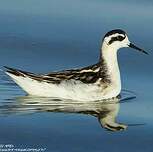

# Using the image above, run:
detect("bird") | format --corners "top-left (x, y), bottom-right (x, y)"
top-left (4, 29), bottom-right (148, 101)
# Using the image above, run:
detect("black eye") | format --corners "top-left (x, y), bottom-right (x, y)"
top-left (117, 36), bottom-right (123, 40)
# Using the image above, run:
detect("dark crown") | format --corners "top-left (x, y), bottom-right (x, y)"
top-left (103, 29), bottom-right (126, 45)
top-left (104, 29), bottom-right (126, 38)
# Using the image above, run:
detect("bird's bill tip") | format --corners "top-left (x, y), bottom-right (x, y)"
top-left (128, 43), bottom-right (149, 55)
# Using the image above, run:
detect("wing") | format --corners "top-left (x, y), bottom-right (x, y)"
top-left (4, 63), bottom-right (102, 84)
top-left (43, 63), bottom-right (101, 84)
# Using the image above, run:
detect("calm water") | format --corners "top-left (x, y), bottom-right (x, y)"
top-left (0, 0), bottom-right (153, 152)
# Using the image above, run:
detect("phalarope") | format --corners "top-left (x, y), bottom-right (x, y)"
top-left (5, 29), bottom-right (148, 101)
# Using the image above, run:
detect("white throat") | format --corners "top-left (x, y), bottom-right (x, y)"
top-left (101, 42), bottom-right (121, 88)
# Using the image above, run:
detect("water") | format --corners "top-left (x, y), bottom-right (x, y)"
top-left (0, 0), bottom-right (153, 151)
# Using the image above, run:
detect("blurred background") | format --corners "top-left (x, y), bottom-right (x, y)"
top-left (0, 0), bottom-right (153, 152)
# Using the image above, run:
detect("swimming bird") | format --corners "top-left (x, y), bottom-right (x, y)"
top-left (4, 29), bottom-right (148, 101)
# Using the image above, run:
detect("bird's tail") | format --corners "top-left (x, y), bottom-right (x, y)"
top-left (4, 66), bottom-right (37, 78)
top-left (4, 66), bottom-right (42, 95)
top-left (4, 66), bottom-right (26, 77)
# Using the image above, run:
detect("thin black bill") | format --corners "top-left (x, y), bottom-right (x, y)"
top-left (128, 43), bottom-right (148, 55)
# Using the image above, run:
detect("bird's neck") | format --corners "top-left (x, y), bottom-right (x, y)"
top-left (100, 44), bottom-right (121, 86)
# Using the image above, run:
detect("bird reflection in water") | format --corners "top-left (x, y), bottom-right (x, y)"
top-left (1, 91), bottom-right (135, 132)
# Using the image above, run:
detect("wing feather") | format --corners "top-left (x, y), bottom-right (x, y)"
top-left (4, 63), bottom-right (101, 84)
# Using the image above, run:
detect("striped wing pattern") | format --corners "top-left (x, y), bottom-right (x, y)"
top-left (4, 63), bottom-right (101, 84)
